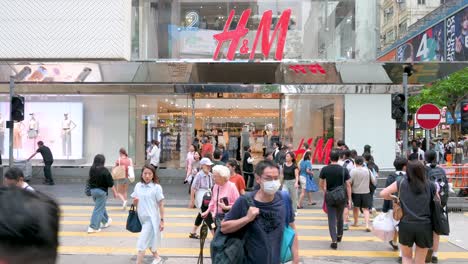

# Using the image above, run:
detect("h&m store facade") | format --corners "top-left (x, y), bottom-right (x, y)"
top-left (0, 0), bottom-right (465, 169)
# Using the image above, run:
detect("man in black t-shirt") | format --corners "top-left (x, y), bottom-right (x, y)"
top-left (319, 149), bottom-right (352, 250)
top-left (28, 141), bottom-right (54, 185)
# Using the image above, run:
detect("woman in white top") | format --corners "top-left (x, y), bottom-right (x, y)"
top-left (131, 165), bottom-right (165, 264)
top-left (147, 140), bottom-right (161, 169)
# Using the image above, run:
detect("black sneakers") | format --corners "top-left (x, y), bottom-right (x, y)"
top-left (330, 242), bottom-right (338, 250)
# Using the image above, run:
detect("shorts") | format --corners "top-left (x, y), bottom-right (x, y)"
top-left (299, 176), bottom-right (307, 189)
top-left (399, 222), bottom-right (433, 249)
top-left (352, 193), bottom-right (371, 209)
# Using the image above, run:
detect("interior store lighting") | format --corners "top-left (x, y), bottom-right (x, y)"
top-left (14, 66), bottom-right (32, 81)
top-left (75, 67), bottom-right (92, 82)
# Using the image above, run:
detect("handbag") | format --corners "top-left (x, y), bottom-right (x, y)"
top-left (126, 204), bottom-right (142, 233)
top-left (306, 175), bottom-right (319, 192)
top-left (112, 158), bottom-right (126, 180)
top-left (393, 180), bottom-right (403, 221)
top-left (84, 180), bottom-right (91, 197)
top-left (325, 168), bottom-right (347, 206)
top-left (431, 184), bottom-right (450, 235)
top-left (279, 191), bottom-right (295, 263)
top-left (128, 159), bottom-right (135, 183)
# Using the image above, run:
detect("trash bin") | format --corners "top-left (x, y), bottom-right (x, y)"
top-left (13, 160), bottom-right (32, 181)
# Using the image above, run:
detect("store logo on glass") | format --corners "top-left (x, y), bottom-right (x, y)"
top-left (212, 9), bottom-right (291, 61)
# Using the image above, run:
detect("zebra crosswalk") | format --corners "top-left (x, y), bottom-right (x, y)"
top-left (58, 204), bottom-right (468, 263)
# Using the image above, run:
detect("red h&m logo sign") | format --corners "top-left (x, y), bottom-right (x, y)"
top-left (212, 9), bottom-right (291, 61)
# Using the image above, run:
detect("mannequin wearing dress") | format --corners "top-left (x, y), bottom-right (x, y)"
top-left (62, 113), bottom-right (77, 158)
top-left (28, 113), bottom-right (39, 151)
top-left (14, 122), bottom-right (25, 158)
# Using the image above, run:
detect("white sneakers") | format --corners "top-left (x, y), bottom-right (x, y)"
top-left (122, 200), bottom-right (128, 210)
top-left (101, 218), bottom-right (112, 229)
top-left (87, 227), bottom-right (101, 233)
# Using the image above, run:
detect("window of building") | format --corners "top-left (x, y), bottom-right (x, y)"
top-left (418, 0), bottom-right (426, 4)
top-left (398, 21), bottom-right (408, 37)
top-left (386, 30), bottom-right (395, 43)
top-left (384, 7), bottom-right (394, 23)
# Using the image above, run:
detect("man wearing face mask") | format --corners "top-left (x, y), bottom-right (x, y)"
top-left (221, 160), bottom-right (300, 264)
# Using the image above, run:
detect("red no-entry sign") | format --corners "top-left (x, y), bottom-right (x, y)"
top-left (416, 104), bottom-right (441, 130)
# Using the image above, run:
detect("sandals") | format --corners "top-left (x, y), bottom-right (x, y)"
top-left (189, 233), bottom-right (200, 239)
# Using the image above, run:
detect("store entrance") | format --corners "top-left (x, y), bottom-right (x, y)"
top-left (193, 95), bottom-right (282, 162)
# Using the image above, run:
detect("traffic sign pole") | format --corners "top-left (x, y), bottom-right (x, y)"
top-left (402, 73), bottom-right (408, 158)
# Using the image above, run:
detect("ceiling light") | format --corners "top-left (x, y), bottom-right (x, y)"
top-left (165, 99), bottom-right (168, 102)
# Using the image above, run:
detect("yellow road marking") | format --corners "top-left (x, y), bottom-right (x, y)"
top-left (58, 231), bottom-right (449, 243)
top-left (61, 220), bottom-right (193, 227)
top-left (60, 220), bottom-right (368, 231)
top-left (61, 213), bottom-right (197, 218)
top-left (61, 213), bottom-right (341, 221)
top-left (61, 206), bottom-right (324, 213)
top-left (57, 246), bottom-right (468, 259)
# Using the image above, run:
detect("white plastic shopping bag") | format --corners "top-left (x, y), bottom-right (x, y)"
top-left (372, 212), bottom-right (395, 241)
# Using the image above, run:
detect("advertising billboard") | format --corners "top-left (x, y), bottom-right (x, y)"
top-left (397, 21), bottom-right (445, 62)
top-left (377, 49), bottom-right (396, 62)
top-left (446, 6), bottom-right (468, 61)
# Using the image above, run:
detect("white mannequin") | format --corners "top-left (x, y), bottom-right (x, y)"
top-left (13, 121), bottom-right (25, 158)
top-left (62, 113), bottom-right (77, 158)
top-left (0, 113), bottom-right (5, 154)
top-left (28, 113), bottom-right (39, 152)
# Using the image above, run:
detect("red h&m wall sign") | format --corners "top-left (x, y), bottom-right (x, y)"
top-left (213, 9), bottom-right (292, 61)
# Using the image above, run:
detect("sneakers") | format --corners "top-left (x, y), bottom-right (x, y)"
top-left (330, 242), bottom-right (338, 250)
top-left (87, 227), bottom-right (101, 233)
top-left (431, 256), bottom-right (438, 263)
top-left (337, 236), bottom-right (343, 243)
top-left (122, 200), bottom-right (128, 210)
top-left (343, 223), bottom-right (349, 231)
top-left (101, 218), bottom-right (112, 229)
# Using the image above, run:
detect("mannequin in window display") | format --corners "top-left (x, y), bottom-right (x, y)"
top-left (13, 121), bottom-right (25, 158)
top-left (0, 113), bottom-right (5, 154)
top-left (61, 113), bottom-right (77, 158)
top-left (28, 113), bottom-right (39, 151)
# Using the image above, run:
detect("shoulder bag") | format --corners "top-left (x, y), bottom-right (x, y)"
top-left (393, 180), bottom-right (404, 221)
top-left (430, 183), bottom-right (450, 235)
top-left (126, 204), bottom-right (142, 233)
top-left (368, 169), bottom-right (377, 193)
top-left (128, 158), bottom-right (135, 183)
top-left (112, 158), bottom-right (126, 180)
top-left (280, 191), bottom-right (295, 264)
top-left (325, 168), bottom-right (347, 206)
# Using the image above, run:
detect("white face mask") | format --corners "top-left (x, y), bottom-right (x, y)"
top-left (262, 180), bottom-right (281, 194)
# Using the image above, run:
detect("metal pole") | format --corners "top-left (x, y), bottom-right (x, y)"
top-left (279, 96), bottom-right (283, 142)
top-left (9, 76), bottom-right (14, 168)
top-left (402, 73), bottom-right (409, 158)
top-left (191, 96), bottom-right (195, 140)
top-left (426, 130), bottom-right (430, 152)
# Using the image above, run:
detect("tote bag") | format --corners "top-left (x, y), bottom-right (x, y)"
top-left (112, 158), bottom-right (126, 180)
top-left (126, 205), bottom-right (142, 233)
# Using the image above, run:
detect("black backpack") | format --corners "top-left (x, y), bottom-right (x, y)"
top-left (210, 195), bottom-right (255, 264)
top-left (426, 166), bottom-right (449, 207)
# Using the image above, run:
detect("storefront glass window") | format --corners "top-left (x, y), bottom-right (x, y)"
top-left (282, 94), bottom-right (344, 164)
top-left (133, 0), bottom-right (379, 61)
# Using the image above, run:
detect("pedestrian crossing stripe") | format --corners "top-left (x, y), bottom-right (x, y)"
top-left (60, 220), bottom-right (367, 230)
top-left (60, 213), bottom-right (361, 221)
top-left (57, 231), bottom-right (449, 243)
top-left (56, 246), bottom-right (468, 260)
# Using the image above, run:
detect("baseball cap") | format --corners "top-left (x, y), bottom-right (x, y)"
top-left (200, 158), bottom-right (214, 166)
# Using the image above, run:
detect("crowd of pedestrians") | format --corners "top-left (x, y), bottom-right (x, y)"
top-left (0, 133), bottom-right (456, 264)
